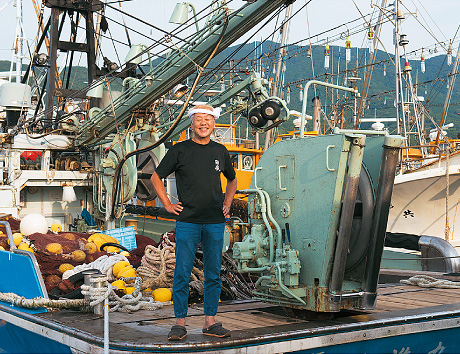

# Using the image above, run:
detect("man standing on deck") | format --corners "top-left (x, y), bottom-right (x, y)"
top-left (151, 104), bottom-right (237, 341)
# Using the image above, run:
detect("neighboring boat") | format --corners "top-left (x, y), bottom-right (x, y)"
top-left (388, 150), bottom-right (460, 246)
top-left (386, 30), bottom-right (460, 248)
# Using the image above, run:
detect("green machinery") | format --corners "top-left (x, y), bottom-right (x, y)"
top-left (232, 131), bottom-right (402, 312)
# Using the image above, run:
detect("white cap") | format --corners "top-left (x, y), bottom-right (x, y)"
top-left (188, 106), bottom-right (221, 120)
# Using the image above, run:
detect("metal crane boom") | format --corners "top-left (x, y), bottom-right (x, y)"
top-left (75, 0), bottom-right (294, 148)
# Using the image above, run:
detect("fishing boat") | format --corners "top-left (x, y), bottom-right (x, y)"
top-left (4, 123), bottom-right (460, 353)
top-left (4, 254), bottom-right (460, 354)
top-left (2, 0), bottom-right (460, 353)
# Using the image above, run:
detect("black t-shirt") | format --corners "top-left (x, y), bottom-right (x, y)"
top-left (155, 139), bottom-right (236, 223)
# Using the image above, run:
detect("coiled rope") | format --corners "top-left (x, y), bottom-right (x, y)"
top-left (81, 276), bottom-right (166, 313)
top-left (137, 236), bottom-right (176, 289)
top-left (62, 254), bottom-right (129, 281)
top-left (401, 275), bottom-right (460, 289)
top-left (137, 236), bottom-right (204, 290)
top-left (0, 276), bottom-right (166, 313)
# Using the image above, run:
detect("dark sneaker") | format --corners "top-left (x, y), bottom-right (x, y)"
top-left (168, 325), bottom-right (187, 341)
top-left (202, 323), bottom-right (231, 338)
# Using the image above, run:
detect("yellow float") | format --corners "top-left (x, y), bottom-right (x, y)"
top-left (50, 223), bottom-right (62, 233)
top-left (112, 261), bottom-right (130, 277)
top-left (152, 288), bottom-right (172, 302)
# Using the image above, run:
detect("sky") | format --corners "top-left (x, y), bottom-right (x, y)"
top-left (0, 0), bottom-right (458, 67)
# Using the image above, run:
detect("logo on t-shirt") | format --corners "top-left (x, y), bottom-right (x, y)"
top-left (215, 159), bottom-right (220, 172)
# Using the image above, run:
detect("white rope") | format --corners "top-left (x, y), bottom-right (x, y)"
top-left (0, 275), bottom-right (165, 313)
top-left (63, 254), bottom-right (129, 281)
top-left (401, 275), bottom-right (460, 289)
top-left (0, 292), bottom-right (88, 308)
top-left (445, 147), bottom-right (451, 241)
top-left (81, 276), bottom-right (166, 313)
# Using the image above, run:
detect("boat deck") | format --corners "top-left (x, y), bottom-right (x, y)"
top-left (13, 273), bottom-right (459, 353)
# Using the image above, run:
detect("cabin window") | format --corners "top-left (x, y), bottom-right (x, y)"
top-left (241, 154), bottom-right (254, 171)
top-left (229, 153), bottom-right (239, 169)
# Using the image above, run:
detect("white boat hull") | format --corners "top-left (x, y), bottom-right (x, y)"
top-left (388, 158), bottom-right (460, 247)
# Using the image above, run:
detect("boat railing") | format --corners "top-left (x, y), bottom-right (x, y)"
top-left (213, 124), bottom-right (258, 150)
top-left (399, 144), bottom-right (441, 172)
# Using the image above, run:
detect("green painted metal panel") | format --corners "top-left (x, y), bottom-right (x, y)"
top-left (251, 134), bottom-right (350, 288)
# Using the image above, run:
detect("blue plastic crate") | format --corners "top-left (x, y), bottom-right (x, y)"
top-left (103, 226), bottom-right (137, 251)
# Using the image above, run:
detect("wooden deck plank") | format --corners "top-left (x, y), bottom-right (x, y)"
top-left (380, 269), bottom-right (460, 282)
top-left (191, 300), bottom-right (277, 313)
top-left (375, 294), bottom-right (445, 308)
top-left (377, 285), bottom-right (424, 295)
top-left (387, 293), bottom-right (449, 305)
top-left (216, 310), bottom-right (293, 327)
top-left (208, 314), bottom-right (261, 330)
top-left (374, 299), bottom-right (420, 311)
top-left (420, 288), bottom-right (460, 296)
top-left (399, 290), bottom-right (460, 303)
top-left (109, 305), bottom-right (201, 324)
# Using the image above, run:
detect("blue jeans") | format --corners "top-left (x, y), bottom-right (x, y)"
top-left (173, 221), bottom-right (225, 318)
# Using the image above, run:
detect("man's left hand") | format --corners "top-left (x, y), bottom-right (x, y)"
top-left (222, 204), bottom-right (231, 218)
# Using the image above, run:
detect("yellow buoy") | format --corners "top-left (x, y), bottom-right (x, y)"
top-left (18, 242), bottom-right (34, 253)
top-left (71, 250), bottom-right (86, 262)
top-left (118, 267), bottom-right (136, 279)
top-left (46, 243), bottom-right (63, 254)
top-left (105, 245), bottom-right (120, 253)
top-left (84, 242), bottom-right (97, 254)
top-left (61, 233), bottom-right (76, 241)
top-left (152, 288), bottom-right (172, 302)
top-left (112, 261), bottom-right (130, 277)
top-left (50, 223), bottom-right (62, 233)
top-left (124, 287), bottom-right (135, 295)
top-left (111, 279), bottom-right (126, 290)
top-left (58, 263), bottom-right (75, 273)
top-left (18, 242), bottom-right (29, 251)
top-left (8, 233), bottom-right (23, 247)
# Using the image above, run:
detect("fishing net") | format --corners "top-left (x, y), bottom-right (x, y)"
top-left (0, 215), bottom-right (253, 303)
top-left (0, 217), bottom-right (158, 293)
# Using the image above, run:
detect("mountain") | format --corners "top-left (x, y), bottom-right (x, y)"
top-left (2, 41), bottom-right (459, 138)
top-left (212, 42), bottom-right (460, 138)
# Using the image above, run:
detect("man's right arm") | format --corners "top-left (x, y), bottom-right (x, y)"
top-left (150, 172), bottom-right (183, 215)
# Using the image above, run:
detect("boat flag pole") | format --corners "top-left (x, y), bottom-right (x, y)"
top-left (432, 40), bottom-right (460, 152)
top-left (264, 4), bottom-right (291, 150)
